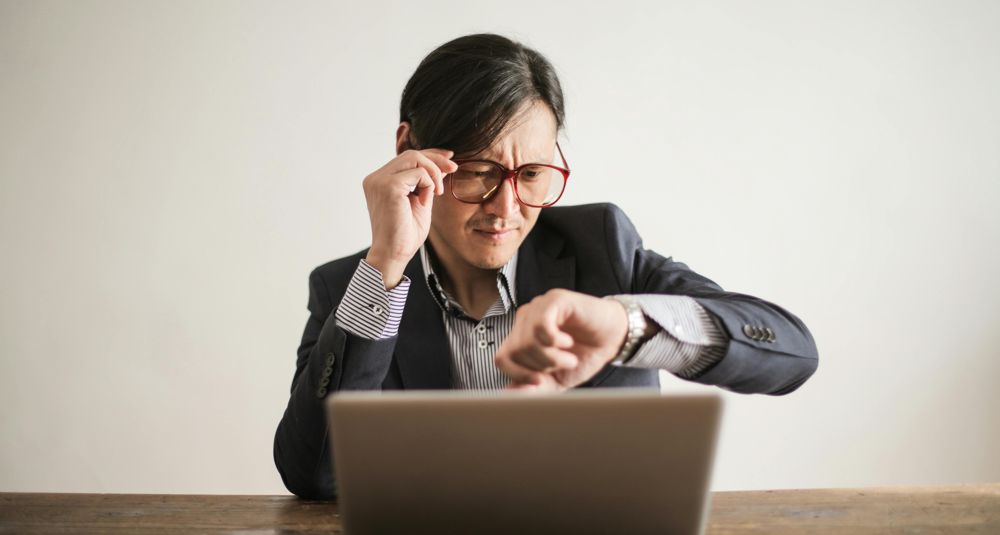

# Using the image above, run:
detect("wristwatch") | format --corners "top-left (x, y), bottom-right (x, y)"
top-left (605, 295), bottom-right (648, 365)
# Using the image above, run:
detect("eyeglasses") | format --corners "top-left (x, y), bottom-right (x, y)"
top-left (447, 142), bottom-right (571, 208)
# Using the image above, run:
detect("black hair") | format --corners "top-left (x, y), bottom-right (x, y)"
top-left (399, 33), bottom-right (565, 158)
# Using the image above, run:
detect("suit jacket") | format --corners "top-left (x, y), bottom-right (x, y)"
top-left (273, 203), bottom-right (818, 499)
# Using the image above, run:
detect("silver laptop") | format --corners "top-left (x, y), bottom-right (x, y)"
top-left (326, 389), bottom-right (722, 535)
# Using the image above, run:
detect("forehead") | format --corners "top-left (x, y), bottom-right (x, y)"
top-left (469, 102), bottom-right (558, 162)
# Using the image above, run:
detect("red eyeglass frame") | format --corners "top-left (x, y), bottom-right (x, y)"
top-left (448, 142), bottom-right (571, 208)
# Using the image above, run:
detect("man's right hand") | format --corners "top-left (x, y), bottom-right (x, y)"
top-left (362, 148), bottom-right (458, 289)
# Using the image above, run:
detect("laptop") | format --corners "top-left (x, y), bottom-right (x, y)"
top-left (326, 389), bottom-right (722, 535)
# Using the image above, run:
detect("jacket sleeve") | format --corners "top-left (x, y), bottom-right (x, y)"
top-left (272, 265), bottom-right (401, 499)
top-left (603, 204), bottom-right (818, 395)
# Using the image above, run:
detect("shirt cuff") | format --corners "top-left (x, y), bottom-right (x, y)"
top-left (616, 294), bottom-right (728, 378)
top-left (334, 259), bottom-right (410, 340)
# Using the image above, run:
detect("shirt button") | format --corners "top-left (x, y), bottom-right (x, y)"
top-left (476, 325), bottom-right (487, 334)
top-left (369, 304), bottom-right (384, 316)
top-left (673, 324), bottom-right (684, 336)
top-left (477, 340), bottom-right (489, 350)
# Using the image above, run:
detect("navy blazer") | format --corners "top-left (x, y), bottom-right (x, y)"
top-left (273, 203), bottom-right (818, 499)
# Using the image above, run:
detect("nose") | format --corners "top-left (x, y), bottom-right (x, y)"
top-left (482, 176), bottom-right (520, 218)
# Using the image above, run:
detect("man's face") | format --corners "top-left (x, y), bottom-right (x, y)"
top-left (428, 101), bottom-right (558, 274)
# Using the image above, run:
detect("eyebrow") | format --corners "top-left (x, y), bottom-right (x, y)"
top-left (457, 154), bottom-right (548, 164)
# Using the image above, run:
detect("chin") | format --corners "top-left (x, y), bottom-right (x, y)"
top-left (469, 255), bottom-right (510, 271)
top-left (467, 246), bottom-right (516, 271)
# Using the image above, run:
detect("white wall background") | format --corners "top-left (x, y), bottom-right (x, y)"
top-left (1, 0), bottom-right (998, 494)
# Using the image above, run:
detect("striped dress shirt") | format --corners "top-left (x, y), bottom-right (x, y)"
top-left (334, 244), bottom-right (728, 389)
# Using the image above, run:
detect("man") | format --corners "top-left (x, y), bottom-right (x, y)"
top-left (274, 33), bottom-right (818, 499)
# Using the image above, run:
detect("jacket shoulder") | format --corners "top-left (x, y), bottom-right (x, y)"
top-left (535, 203), bottom-right (644, 294)
top-left (538, 203), bottom-right (642, 256)
top-left (537, 202), bottom-right (639, 244)
top-left (538, 202), bottom-right (626, 226)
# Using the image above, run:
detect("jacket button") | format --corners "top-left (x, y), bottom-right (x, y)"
top-left (742, 324), bottom-right (755, 338)
top-left (316, 387), bottom-right (327, 398)
top-left (764, 328), bottom-right (776, 342)
top-left (320, 376), bottom-right (330, 387)
top-left (326, 353), bottom-right (335, 366)
top-left (323, 366), bottom-right (333, 377)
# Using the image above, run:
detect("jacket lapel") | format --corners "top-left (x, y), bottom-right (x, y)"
top-left (394, 254), bottom-right (452, 389)
top-left (515, 225), bottom-right (576, 305)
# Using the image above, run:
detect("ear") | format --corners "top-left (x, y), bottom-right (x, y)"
top-left (395, 122), bottom-right (413, 155)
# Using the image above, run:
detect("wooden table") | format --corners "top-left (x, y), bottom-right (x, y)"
top-left (2, 485), bottom-right (998, 534)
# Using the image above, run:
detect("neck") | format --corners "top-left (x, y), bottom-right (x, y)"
top-left (427, 240), bottom-right (501, 320)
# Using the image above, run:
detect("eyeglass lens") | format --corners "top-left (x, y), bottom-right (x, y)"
top-left (449, 162), bottom-right (565, 206)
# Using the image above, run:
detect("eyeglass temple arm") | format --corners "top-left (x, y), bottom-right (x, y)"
top-left (556, 141), bottom-right (569, 171)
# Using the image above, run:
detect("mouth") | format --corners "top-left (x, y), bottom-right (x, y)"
top-left (473, 228), bottom-right (517, 242)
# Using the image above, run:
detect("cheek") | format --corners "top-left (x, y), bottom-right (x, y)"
top-left (431, 197), bottom-right (473, 236)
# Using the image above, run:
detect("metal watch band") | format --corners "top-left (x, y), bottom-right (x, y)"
top-left (605, 295), bottom-right (648, 365)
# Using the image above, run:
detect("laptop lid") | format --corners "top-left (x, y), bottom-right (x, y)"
top-left (327, 389), bottom-right (722, 535)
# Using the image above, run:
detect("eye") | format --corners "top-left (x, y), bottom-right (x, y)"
top-left (455, 162), bottom-right (498, 179)
top-left (518, 165), bottom-right (549, 182)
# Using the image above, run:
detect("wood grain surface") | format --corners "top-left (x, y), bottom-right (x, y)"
top-left (1, 484), bottom-right (997, 534)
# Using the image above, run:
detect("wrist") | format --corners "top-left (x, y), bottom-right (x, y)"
top-left (604, 295), bottom-right (649, 365)
top-left (364, 251), bottom-right (406, 289)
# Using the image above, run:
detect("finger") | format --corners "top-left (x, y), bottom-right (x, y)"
top-left (385, 150), bottom-right (440, 181)
top-left (413, 174), bottom-right (435, 208)
top-left (511, 344), bottom-right (579, 372)
top-left (392, 167), bottom-right (435, 195)
top-left (411, 151), bottom-right (449, 195)
top-left (507, 374), bottom-right (561, 393)
top-left (510, 346), bottom-right (548, 371)
top-left (534, 306), bottom-right (575, 349)
top-left (391, 151), bottom-right (451, 195)
top-left (420, 149), bottom-right (458, 172)
top-left (419, 151), bottom-right (458, 195)
top-left (419, 147), bottom-right (454, 158)
top-left (370, 148), bottom-right (445, 178)
top-left (505, 382), bottom-right (549, 394)
top-left (494, 352), bottom-right (544, 384)
top-left (497, 329), bottom-right (548, 371)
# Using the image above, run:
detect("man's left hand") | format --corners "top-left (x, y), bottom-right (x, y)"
top-left (494, 289), bottom-right (631, 392)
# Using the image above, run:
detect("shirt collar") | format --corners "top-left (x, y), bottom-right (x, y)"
top-left (419, 242), bottom-right (518, 317)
